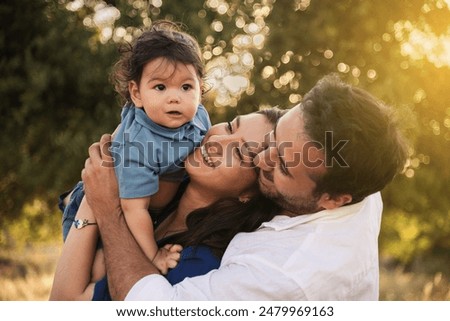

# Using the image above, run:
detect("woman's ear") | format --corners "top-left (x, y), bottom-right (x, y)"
top-left (238, 189), bottom-right (258, 203)
top-left (129, 81), bottom-right (142, 107)
top-left (317, 193), bottom-right (352, 210)
top-left (238, 196), bottom-right (251, 204)
top-left (238, 186), bottom-right (258, 204)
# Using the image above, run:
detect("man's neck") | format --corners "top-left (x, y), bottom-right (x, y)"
top-left (279, 206), bottom-right (324, 217)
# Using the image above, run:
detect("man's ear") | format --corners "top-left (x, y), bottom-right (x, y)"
top-left (317, 193), bottom-right (352, 210)
top-left (129, 81), bottom-right (142, 107)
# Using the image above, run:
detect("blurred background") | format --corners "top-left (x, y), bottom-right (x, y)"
top-left (0, 0), bottom-right (449, 300)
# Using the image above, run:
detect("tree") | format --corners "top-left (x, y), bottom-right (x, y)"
top-left (0, 0), bottom-right (118, 227)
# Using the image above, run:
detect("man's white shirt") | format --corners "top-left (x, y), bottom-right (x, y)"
top-left (126, 192), bottom-right (383, 300)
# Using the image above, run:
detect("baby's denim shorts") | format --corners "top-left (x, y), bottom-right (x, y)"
top-left (58, 181), bottom-right (85, 241)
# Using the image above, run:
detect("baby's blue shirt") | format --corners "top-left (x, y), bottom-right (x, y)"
top-left (111, 103), bottom-right (211, 198)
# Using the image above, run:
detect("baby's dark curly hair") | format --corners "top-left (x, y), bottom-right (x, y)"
top-left (110, 20), bottom-right (204, 102)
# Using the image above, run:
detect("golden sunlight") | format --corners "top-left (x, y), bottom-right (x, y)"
top-left (394, 2), bottom-right (450, 68)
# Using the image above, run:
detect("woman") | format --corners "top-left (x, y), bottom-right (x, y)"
top-left (50, 107), bottom-right (284, 300)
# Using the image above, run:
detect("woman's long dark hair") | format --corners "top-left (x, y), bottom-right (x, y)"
top-left (171, 194), bottom-right (280, 258)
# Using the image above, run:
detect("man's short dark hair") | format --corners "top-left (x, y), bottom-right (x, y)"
top-left (301, 74), bottom-right (408, 203)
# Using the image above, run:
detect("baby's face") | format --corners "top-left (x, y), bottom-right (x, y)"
top-left (129, 57), bottom-right (201, 129)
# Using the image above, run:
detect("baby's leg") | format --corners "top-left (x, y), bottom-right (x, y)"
top-left (62, 190), bottom-right (74, 207)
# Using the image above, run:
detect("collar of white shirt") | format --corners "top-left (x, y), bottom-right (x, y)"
top-left (259, 192), bottom-right (382, 231)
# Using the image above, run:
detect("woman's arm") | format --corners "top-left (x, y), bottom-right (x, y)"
top-left (49, 197), bottom-right (99, 300)
top-left (82, 134), bottom-right (161, 300)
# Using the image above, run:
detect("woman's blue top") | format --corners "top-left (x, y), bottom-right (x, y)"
top-left (92, 244), bottom-right (220, 301)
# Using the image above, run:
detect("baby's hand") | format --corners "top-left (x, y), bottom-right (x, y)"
top-left (152, 244), bottom-right (183, 275)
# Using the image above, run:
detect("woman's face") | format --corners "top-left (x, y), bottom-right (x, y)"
top-left (185, 113), bottom-right (274, 199)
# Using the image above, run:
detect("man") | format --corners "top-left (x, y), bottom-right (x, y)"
top-left (82, 74), bottom-right (408, 300)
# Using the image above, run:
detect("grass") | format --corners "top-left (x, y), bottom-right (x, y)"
top-left (380, 267), bottom-right (449, 300)
top-left (1, 244), bottom-right (449, 301)
top-left (0, 246), bottom-right (60, 301)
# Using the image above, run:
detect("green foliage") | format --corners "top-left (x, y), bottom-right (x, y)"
top-left (381, 169), bottom-right (450, 264)
top-left (0, 0), bottom-right (449, 266)
top-left (0, 0), bottom-right (119, 227)
top-left (0, 200), bottom-right (61, 249)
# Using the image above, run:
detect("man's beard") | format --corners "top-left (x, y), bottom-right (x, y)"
top-left (258, 174), bottom-right (321, 216)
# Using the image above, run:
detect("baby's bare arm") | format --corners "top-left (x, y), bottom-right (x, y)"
top-left (121, 197), bottom-right (181, 274)
top-left (153, 244), bottom-right (183, 275)
top-left (121, 197), bottom-right (158, 262)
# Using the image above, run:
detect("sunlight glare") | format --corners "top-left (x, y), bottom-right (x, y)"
top-left (395, 3), bottom-right (450, 69)
top-left (66, 0), bottom-right (84, 12)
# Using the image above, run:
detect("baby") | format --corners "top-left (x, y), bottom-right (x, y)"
top-left (62, 20), bottom-right (210, 281)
